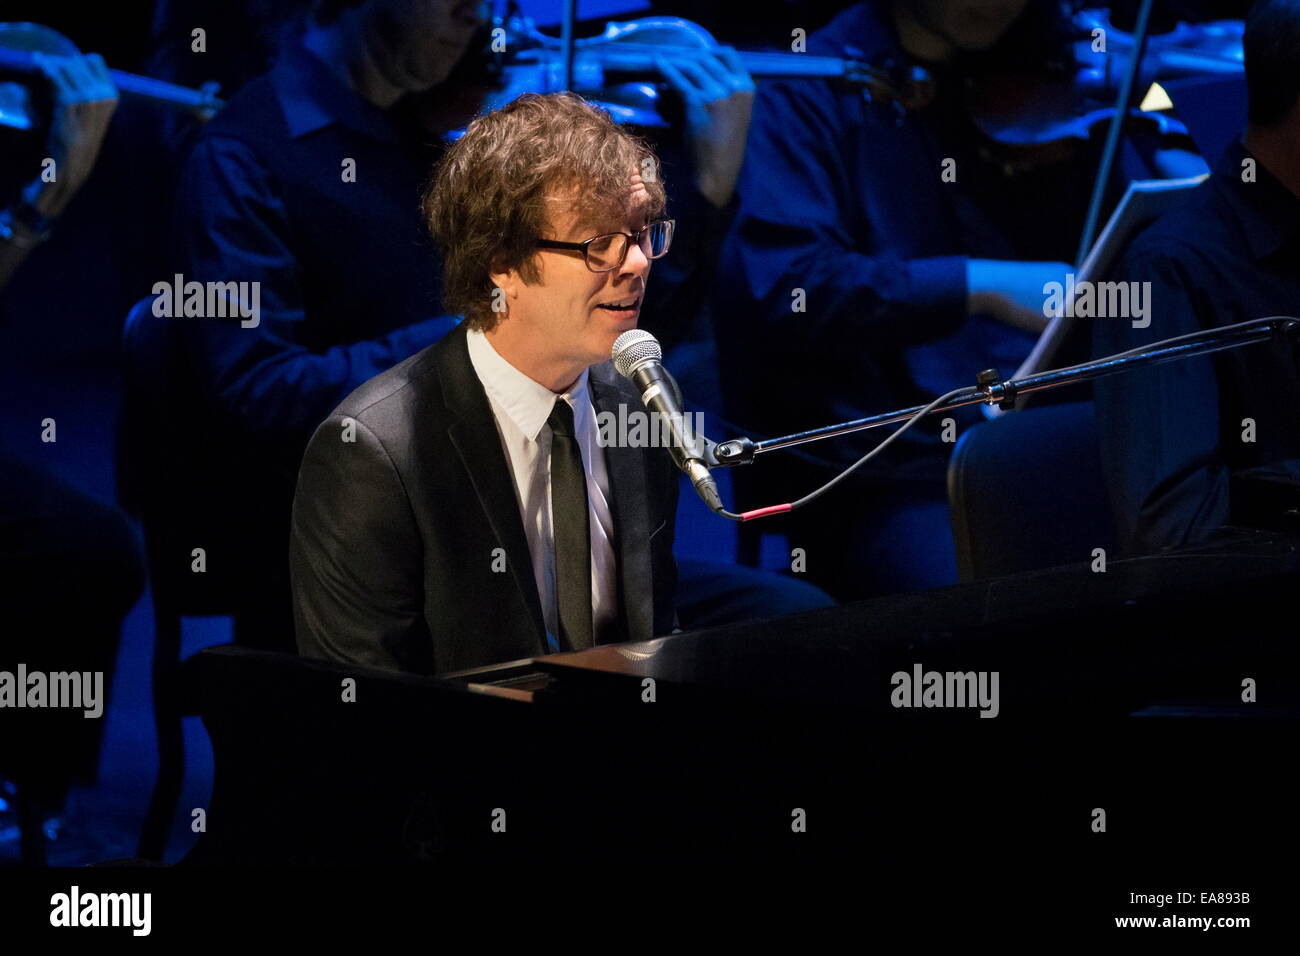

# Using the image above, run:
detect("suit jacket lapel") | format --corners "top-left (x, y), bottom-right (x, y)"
top-left (589, 363), bottom-right (656, 645)
top-left (438, 326), bottom-right (547, 650)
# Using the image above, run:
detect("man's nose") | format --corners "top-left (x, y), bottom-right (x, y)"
top-left (620, 239), bottom-right (651, 276)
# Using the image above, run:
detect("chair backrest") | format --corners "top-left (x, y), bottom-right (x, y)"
top-left (947, 402), bottom-right (1116, 581)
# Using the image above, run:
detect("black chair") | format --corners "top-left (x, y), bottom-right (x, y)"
top-left (947, 402), bottom-right (1117, 581)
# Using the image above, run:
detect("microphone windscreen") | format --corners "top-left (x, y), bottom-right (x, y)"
top-left (611, 328), bottom-right (662, 379)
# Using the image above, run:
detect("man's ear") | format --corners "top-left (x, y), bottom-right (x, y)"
top-left (488, 258), bottom-right (517, 299)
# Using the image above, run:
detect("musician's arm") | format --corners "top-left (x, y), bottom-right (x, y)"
top-left (652, 46), bottom-right (755, 209)
top-left (719, 78), bottom-right (968, 350)
top-left (633, 47), bottom-right (750, 350)
top-left (291, 412), bottom-right (429, 672)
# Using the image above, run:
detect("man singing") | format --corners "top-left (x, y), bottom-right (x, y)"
top-left (290, 93), bottom-right (679, 674)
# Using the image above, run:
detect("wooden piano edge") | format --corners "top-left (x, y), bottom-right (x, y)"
top-left (443, 656), bottom-right (554, 701)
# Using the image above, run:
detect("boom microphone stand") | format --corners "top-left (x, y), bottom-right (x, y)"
top-left (703, 317), bottom-right (1299, 521)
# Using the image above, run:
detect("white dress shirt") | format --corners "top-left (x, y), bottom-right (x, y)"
top-left (465, 327), bottom-right (618, 651)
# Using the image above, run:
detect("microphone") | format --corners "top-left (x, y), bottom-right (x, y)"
top-left (611, 329), bottom-right (724, 514)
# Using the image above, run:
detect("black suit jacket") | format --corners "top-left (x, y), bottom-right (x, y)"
top-left (290, 323), bottom-right (680, 675)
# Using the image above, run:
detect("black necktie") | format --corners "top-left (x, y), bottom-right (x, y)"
top-left (547, 398), bottom-right (593, 652)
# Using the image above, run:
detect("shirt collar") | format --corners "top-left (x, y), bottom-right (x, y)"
top-left (466, 327), bottom-right (591, 442)
top-left (1215, 138), bottom-right (1300, 261)
top-left (272, 41), bottom-right (401, 144)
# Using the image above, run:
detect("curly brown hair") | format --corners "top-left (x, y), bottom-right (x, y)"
top-left (424, 92), bottom-right (667, 333)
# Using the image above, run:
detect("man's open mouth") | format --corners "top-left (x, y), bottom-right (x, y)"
top-left (596, 298), bottom-right (641, 311)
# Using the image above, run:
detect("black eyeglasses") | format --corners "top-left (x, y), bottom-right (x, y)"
top-left (534, 219), bottom-right (675, 273)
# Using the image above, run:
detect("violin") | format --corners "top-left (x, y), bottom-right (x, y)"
top-left (0, 21), bottom-right (224, 132)
top-left (484, 15), bottom-right (935, 127)
top-left (964, 7), bottom-right (1243, 174)
top-left (964, 71), bottom-right (1192, 174)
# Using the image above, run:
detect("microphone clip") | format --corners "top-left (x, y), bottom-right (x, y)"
top-left (977, 368), bottom-right (1018, 411)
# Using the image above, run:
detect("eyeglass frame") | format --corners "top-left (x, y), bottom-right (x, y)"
top-left (533, 219), bottom-right (675, 273)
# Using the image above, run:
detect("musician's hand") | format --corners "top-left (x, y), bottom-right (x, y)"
top-left (653, 47), bottom-right (754, 208)
top-left (22, 52), bottom-right (119, 219)
top-left (967, 259), bottom-right (1073, 334)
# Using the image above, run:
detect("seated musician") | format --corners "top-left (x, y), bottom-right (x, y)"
top-left (291, 93), bottom-right (679, 674)
top-left (1, 50), bottom-right (144, 809)
top-left (170, 0), bottom-right (485, 647)
top-left (716, 0), bottom-right (1100, 601)
top-left (1093, 0), bottom-right (1300, 555)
